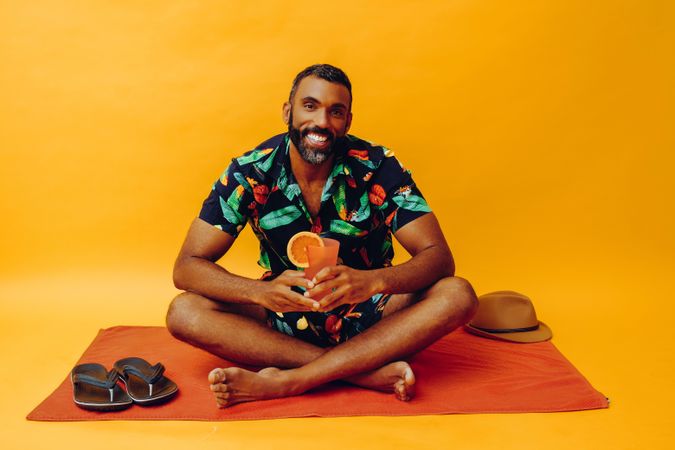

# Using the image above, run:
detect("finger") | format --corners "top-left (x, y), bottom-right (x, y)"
top-left (286, 276), bottom-right (315, 290)
top-left (277, 271), bottom-right (315, 290)
top-left (318, 288), bottom-right (347, 311)
top-left (273, 300), bottom-right (312, 313)
top-left (318, 294), bottom-right (345, 312)
top-left (282, 269), bottom-right (307, 278)
top-left (304, 280), bottom-right (337, 299)
top-left (312, 265), bottom-right (345, 284)
top-left (269, 290), bottom-right (313, 312)
top-left (284, 291), bottom-right (320, 311)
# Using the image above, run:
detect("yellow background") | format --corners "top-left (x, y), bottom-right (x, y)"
top-left (1, 1), bottom-right (673, 449)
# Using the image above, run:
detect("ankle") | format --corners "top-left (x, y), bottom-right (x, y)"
top-left (279, 368), bottom-right (313, 396)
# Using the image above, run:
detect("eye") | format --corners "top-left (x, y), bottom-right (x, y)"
top-left (331, 109), bottom-right (345, 118)
top-left (304, 103), bottom-right (315, 110)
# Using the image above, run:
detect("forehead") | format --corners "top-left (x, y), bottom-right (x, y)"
top-left (293, 75), bottom-right (351, 107)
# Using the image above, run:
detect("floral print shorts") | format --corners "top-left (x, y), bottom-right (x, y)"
top-left (266, 293), bottom-right (393, 347)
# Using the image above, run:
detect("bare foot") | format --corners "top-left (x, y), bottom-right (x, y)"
top-left (208, 366), bottom-right (301, 408)
top-left (345, 361), bottom-right (416, 401)
top-left (208, 362), bottom-right (415, 408)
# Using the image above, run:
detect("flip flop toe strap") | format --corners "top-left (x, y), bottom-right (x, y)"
top-left (73, 370), bottom-right (120, 402)
top-left (122, 362), bottom-right (166, 397)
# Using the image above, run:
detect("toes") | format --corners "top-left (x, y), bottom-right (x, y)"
top-left (394, 381), bottom-right (409, 401)
top-left (403, 366), bottom-right (415, 387)
top-left (398, 364), bottom-right (415, 400)
top-left (209, 368), bottom-right (232, 407)
top-left (208, 368), bottom-right (226, 384)
top-left (394, 366), bottom-right (415, 402)
top-left (403, 384), bottom-right (415, 401)
top-left (215, 391), bottom-right (230, 407)
top-left (210, 383), bottom-right (229, 393)
top-left (215, 391), bottom-right (230, 401)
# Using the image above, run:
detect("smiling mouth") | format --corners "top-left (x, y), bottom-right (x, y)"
top-left (303, 131), bottom-right (332, 148)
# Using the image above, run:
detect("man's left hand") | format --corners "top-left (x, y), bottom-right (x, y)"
top-left (304, 266), bottom-right (383, 312)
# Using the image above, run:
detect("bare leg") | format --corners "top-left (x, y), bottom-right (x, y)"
top-left (167, 293), bottom-right (325, 368)
top-left (166, 291), bottom-right (418, 397)
top-left (176, 276), bottom-right (477, 408)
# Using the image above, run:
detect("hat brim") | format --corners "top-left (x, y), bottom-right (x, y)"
top-left (464, 321), bottom-right (552, 343)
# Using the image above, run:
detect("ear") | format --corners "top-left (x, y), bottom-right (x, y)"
top-left (345, 111), bottom-right (353, 133)
top-left (282, 102), bottom-right (291, 125)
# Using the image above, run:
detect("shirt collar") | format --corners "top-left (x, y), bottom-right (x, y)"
top-left (273, 134), bottom-right (349, 202)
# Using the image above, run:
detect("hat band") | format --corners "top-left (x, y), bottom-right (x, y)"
top-left (472, 324), bottom-right (540, 334)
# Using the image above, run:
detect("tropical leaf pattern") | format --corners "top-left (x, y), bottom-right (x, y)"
top-left (259, 205), bottom-right (303, 230)
top-left (330, 220), bottom-right (368, 237)
top-left (232, 172), bottom-right (250, 191)
top-left (333, 181), bottom-right (348, 220)
top-left (199, 133), bottom-right (431, 275)
top-left (226, 185), bottom-right (245, 212)
top-left (237, 147), bottom-right (274, 165)
top-left (219, 196), bottom-right (243, 225)
top-left (254, 152), bottom-right (276, 173)
top-left (391, 194), bottom-right (432, 213)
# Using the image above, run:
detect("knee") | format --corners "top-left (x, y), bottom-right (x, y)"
top-left (432, 276), bottom-right (479, 326)
top-left (166, 292), bottom-right (203, 340)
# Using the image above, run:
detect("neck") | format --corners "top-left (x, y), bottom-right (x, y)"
top-left (288, 141), bottom-right (335, 185)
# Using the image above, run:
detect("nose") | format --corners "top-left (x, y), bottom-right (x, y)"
top-left (313, 108), bottom-right (330, 128)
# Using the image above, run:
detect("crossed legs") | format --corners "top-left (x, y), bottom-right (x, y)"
top-left (166, 276), bottom-right (477, 408)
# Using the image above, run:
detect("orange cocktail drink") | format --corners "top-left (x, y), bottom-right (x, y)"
top-left (305, 238), bottom-right (340, 281)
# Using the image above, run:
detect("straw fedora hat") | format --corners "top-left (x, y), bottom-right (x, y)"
top-left (464, 290), bottom-right (552, 343)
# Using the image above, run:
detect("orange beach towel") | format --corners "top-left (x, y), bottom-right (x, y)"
top-left (27, 326), bottom-right (608, 421)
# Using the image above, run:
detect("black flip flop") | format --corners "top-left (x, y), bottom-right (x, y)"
top-left (71, 363), bottom-right (133, 411)
top-left (113, 357), bottom-right (178, 405)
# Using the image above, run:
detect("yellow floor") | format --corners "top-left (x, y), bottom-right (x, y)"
top-left (2, 263), bottom-right (673, 450)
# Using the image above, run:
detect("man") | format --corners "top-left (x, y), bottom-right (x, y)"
top-left (167, 64), bottom-right (477, 408)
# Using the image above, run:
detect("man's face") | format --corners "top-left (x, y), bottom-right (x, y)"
top-left (284, 75), bottom-right (352, 165)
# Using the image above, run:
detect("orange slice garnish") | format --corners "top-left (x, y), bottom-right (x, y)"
top-left (287, 231), bottom-right (323, 268)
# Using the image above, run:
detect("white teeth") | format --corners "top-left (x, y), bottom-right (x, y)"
top-left (306, 133), bottom-right (327, 143)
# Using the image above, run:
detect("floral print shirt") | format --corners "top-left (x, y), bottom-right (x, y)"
top-left (199, 133), bottom-right (431, 276)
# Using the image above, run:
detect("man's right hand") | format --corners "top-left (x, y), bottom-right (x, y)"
top-left (252, 270), bottom-right (320, 312)
top-left (174, 220), bottom-right (321, 312)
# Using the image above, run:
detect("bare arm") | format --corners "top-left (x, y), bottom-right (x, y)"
top-left (173, 218), bottom-right (317, 311)
top-left (306, 213), bottom-right (454, 310)
top-left (374, 212), bottom-right (455, 293)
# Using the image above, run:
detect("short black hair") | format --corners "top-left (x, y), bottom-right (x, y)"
top-left (289, 64), bottom-right (352, 106)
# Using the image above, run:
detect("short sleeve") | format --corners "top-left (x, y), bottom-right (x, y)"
top-left (370, 154), bottom-right (431, 233)
top-left (198, 160), bottom-right (253, 237)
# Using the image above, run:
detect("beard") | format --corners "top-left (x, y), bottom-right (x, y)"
top-left (288, 111), bottom-right (344, 165)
